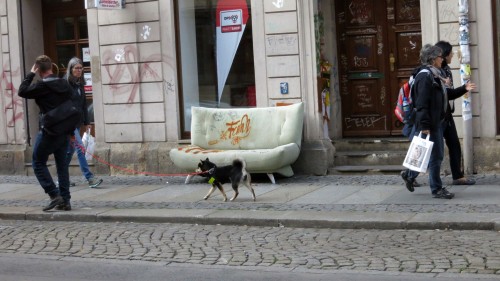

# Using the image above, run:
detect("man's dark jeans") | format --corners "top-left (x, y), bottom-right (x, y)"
top-left (32, 131), bottom-right (70, 201)
top-left (443, 118), bottom-right (463, 180)
top-left (406, 125), bottom-right (445, 194)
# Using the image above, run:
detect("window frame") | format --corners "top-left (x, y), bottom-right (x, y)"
top-left (173, 0), bottom-right (256, 139)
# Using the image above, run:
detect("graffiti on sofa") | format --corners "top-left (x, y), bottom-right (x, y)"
top-left (209, 113), bottom-right (251, 146)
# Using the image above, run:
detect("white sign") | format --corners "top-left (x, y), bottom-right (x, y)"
top-left (82, 48), bottom-right (90, 62)
top-left (85, 0), bottom-right (125, 9)
top-left (84, 72), bottom-right (93, 93)
top-left (220, 10), bottom-right (243, 33)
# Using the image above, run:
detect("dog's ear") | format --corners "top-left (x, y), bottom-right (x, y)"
top-left (205, 157), bottom-right (209, 161)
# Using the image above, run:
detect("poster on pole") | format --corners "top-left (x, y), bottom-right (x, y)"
top-left (216, 0), bottom-right (249, 104)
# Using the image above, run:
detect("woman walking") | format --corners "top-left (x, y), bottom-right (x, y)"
top-left (60, 57), bottom-right (103, 210)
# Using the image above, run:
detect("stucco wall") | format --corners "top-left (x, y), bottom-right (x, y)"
top-left (0, 0), bottom-right (25, 145)
top-left (422, 0), bottom-right (497, 138)
top-left (88, 1), bottom-right (168, 144)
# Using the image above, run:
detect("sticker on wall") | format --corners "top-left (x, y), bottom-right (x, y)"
top-left (115, 49), bottom-right (125, 62)
top-left (272, 0), bottom-right (284, 8)
top-left (141, 25), bottom-right (151, 40)
top-left (280, 82), bottom-right (289, 94)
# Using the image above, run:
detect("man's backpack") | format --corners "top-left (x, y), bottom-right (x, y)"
top-left (394, 69), bottom-right (430, 124)
top-left (41, 99), bottom-right (81, 135)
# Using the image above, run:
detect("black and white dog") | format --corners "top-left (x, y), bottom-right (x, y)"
top-left (196, 158), bottom-right (255, 202)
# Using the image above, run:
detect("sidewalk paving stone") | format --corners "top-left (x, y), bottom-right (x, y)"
top-left (0, 174), bottom-right (498, 230)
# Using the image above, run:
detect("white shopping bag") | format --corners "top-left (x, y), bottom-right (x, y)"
top-left (403, 132), bottom-right (434, 173)
top-left (82, 128), bottom-right (95, 161)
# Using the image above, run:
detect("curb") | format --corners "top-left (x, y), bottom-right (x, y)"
top-left (1, 207), bottom-right (500, 231)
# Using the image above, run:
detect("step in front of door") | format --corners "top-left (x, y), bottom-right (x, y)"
top-left (331, 138), bottom-right (410, 175)
top-left (334, 150), bottom-right (407, 166)
top-left (25, 161), bottom-right (95, 178)
top-left (332, 138), bottom-right (410, 152)
top-left (329, 164), bottom-right (405, 175)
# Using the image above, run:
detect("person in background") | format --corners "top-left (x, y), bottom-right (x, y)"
top-left (18, 55), bottom-right (71, 211)
top-left (401, 44), bottom-right (475, 199)
top-left (63, 57), bottom-right (103, 206)
top-left (434, 40), bottom-right (476, 186)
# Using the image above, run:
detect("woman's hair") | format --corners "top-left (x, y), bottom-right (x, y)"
top-left (35, 55), bottom-right (52, 73)
top-left (66, 57), bottom-right (85, 85)
top-left (420, 44), bottom-right (442, 65)
top-left (435, 41), bottom-right (452, 68)
top-left (435, 41), bottom-right (452, 57)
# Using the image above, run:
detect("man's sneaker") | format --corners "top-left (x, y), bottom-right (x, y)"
top-left (400, 170), bottom-right (415, 192)
top-left (88, 177), bottom-right (103, 188)
top-left (43, 195), bottom-right (64, 211)
top-left (432, 188), bottom-right (455, 199)
top-left (55, 201), bottom-right (71, 211)
top-left (56, 181), bottom-right (76, 187)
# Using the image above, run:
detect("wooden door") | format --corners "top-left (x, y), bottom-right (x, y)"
top-left (41, 0), bottom-right (94, 136)
top-left (335, 0), bottom-right (421, 137)
top-left (387, 0), bottom-right (422, 134)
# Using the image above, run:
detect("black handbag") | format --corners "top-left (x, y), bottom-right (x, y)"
top-left (41, 99), bottom-right (81, 135)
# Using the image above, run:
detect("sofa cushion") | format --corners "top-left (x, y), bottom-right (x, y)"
top-left (169, 143), bottom-right (300, 174)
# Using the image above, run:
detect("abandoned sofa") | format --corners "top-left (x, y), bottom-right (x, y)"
top-left (169, 102), bottom-right (304, 183)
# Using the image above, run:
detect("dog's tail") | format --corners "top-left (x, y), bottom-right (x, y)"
top-left (232, 158), bottom-right (246, 170)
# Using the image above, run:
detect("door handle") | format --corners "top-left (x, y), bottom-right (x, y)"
top-left (389, 53), bottom-right (395, 71)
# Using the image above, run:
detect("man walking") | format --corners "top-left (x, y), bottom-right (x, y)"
top-left (18, 55), bottom-right (75, 211)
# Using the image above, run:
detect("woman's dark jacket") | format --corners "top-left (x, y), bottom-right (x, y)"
top-left (412, 66), bottom-right (468, 132)
top-left (64, 75), bottom-right (89, 128)
top-left (441, 64), bottom-right (465, 121)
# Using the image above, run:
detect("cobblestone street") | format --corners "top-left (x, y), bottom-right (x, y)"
top-left (1, 220), bottom-right (500, 275)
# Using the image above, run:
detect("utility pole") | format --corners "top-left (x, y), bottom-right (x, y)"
top-left (458, 0), bottom-right (473, 175)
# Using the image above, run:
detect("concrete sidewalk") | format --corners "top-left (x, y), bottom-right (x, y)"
top-left (0, 174), bottom-right (499, 230)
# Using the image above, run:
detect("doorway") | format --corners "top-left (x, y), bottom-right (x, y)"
top-left (334, 0), bottom-right (421, 137)
top-left (41, 0), bottom-right (94, 136)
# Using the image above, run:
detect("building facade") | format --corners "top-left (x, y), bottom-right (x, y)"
top-left (0, 0), bottom-right (499, 176)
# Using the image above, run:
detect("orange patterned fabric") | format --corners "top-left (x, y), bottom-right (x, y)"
top-left (178, 146), bottom-right (223, 154)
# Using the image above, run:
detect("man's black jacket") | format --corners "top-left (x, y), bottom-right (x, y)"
top-left (18, 73), bottom-right (72, 114)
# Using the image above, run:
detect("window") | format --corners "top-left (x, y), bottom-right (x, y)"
top-left (175, 0), bottom-right (256, 137)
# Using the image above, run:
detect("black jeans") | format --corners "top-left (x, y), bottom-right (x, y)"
top-left (443, 118), bottom-right (463, 180)
top-left (32, 131), bottom-right (70, 201)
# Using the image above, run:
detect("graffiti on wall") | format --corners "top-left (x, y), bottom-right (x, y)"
top-left (344, 116), bottom-right (386, 129)
top-left (102, 45), bottom-right (163, 104)
top-left (1, 65), bottom-right (23, 127)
